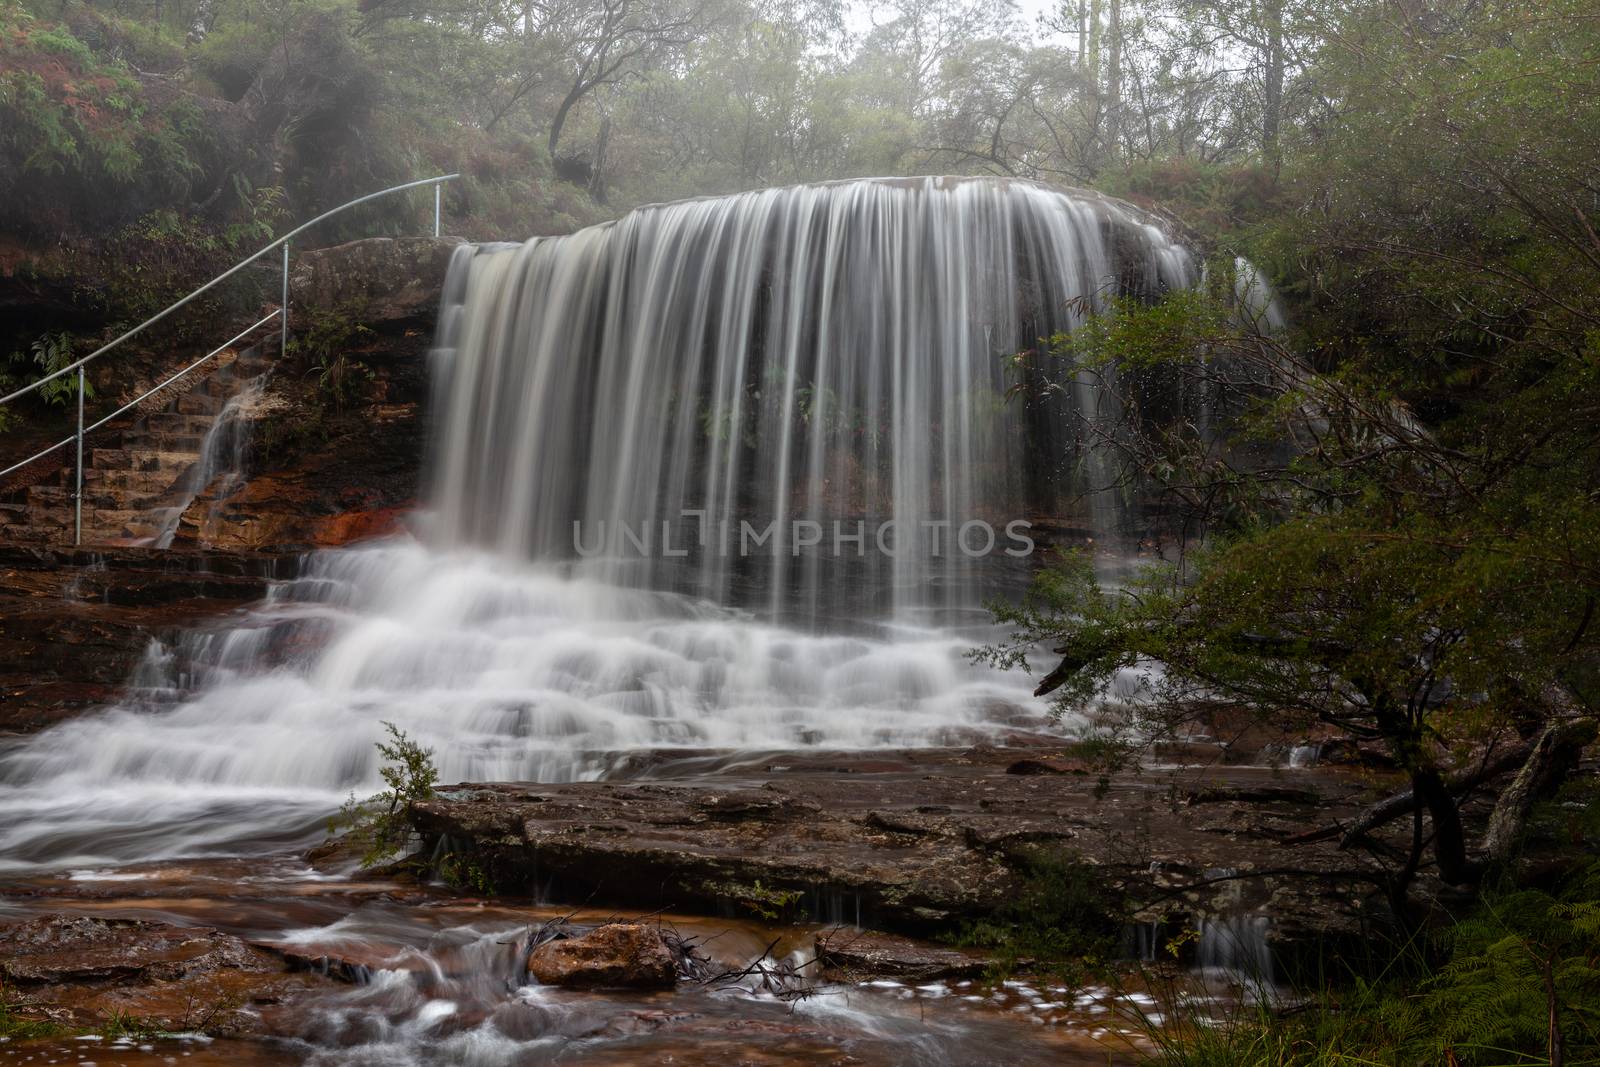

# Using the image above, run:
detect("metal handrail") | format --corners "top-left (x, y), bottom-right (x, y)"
top-left (0, 173), bottom-right (458, 544)
top-left (0, 310), bottom-right (286, 481)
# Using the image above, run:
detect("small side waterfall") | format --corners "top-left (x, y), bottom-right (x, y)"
top-left (1197, 915), bottom-right (1275, 991)
top-left (150, 375), bottom-right (263, 549)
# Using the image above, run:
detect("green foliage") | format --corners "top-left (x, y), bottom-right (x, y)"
top-left (191, 22), bottom-right (274, 100)
top-left (97, 1010), bottom-right (163, 1040)
top-left (952, 848), bottom-right (1121, 981)
top-left (329, 721), bottom-right (438, 870)
top-left (1138, 866), bottom-right (1600, 1066)
top-left (15, 331), bottom-right (91, 407)
top-left (291, 306), bottom-right (374, 415)
top-left (735, 879), bottom-right (804, 922)
top-left (0, 985), bottom-right (61, 1040)
top-left (1418, 877), bottom-right (1600, 1065)
top-left (436, 852), bottom-right (496, 896)
top-left (0, 5), bottom-right (207, 236)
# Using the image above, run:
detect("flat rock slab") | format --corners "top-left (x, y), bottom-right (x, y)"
top-left (0, 913), bottom-right (324, 1034)
top-left (815, 927), bottom-right (994, 982)
top-left (413, 746), bottom-right (1397, 951)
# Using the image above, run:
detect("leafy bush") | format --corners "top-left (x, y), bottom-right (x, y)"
top-left (20, 331), bottom-right (90, 407)
top-left (290, 306), bottom-right (374, 414)
top-left (953, 847), bottom-right (1122, 981)
top-left (736, 879), bottom-right (805, 922)
top-left (0, 5), bottom-right (206, 236)
top-left (329, 722), bottom-right (438, 869)
top-left (192, 23), bottom-right (274, 101)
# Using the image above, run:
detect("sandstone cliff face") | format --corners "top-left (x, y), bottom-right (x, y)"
top-left (165, 236), bottom-right (460, 552)
top-left (0, 237), bottom-right (457, 731)
top-left (287, 237), bottom-right (465, 326)
top-left (0, 545), bottom-right (291, 733)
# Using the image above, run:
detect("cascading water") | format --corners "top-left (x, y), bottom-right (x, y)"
top-left (0, 177), bottom-right (1201, 873)
top-left (149, 363), bottom-right (265, 549)
top-left (430, 177), bottom-right (1194, 621)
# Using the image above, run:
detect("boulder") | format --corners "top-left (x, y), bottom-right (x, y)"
top-left (289, 236), bottom-right (464, 324)
top-left (527, 923), bottom-right (677, 990)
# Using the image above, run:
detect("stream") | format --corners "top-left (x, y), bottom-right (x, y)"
top-left (0, 855), bottom-right (1161, 1065)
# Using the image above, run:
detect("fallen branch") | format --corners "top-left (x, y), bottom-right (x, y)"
top-left (698, 936), bottom-right (822, 1003)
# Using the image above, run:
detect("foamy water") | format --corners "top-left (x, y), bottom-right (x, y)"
top-left (0, 538), bottom-right (1045, 871)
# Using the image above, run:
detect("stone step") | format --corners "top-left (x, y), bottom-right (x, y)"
top-left (0, 524), bottom-right (57, 543)
top-left (176, 393), bottom-right (223, 416)
top-left (120, 432), bottom-right (206, 452)
top-left (77, 469), bottom-right (175, 492)
top-left (26, 485), bottom-right (129, 510)
top-left (137, 413), bottom-right (216, 435)
top-left (91, 449), bottom-right (196, 473)
top-left (1, 355), bottom-right (269, 545)
top-left (17, 504), bottom-right (75, 528)
top-left (90, 510), bottom-right (162, 539)
top-left (125, 493), bottom-right (185, 511)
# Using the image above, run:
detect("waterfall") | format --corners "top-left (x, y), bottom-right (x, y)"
top-left (427, 177), bottom-right (1195, 622)
top-left (0, 177), bottom-right (1205, 871)
top-left (150, 376), bottom-right (263, 549)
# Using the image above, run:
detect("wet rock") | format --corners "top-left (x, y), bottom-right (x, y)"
top-left (814, 927), bottom-right (992, 982)
top-left (289, 236), bottom-right (465, 324)
top-left (412, 748), bottom-right (1394, 949)
top-left (1005, 756), bottom-right (1089, 776)
top-left (0, 544), bottom-right (292, 734)
top-left (264, 941), bottom-right (403, 983)
top-left (1185, 785), bottom-right (1320, 805)
top-left (0, 914), bottom-right (320, 1034)
top-left (528, 923), bottom-right (678, 989)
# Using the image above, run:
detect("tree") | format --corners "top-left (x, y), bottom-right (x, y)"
top-left (982, 0), bottom-right (1600, 920)
top-left (526, 0), bottom-right (728, 158)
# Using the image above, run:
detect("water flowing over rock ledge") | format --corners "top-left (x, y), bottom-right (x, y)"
top-left (0, 544), bottom-right (296, 733)
top-left (409, 745), bottom-right (1393, 970)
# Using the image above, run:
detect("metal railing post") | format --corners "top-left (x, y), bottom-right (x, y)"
top-left (74, 366), bottom-right (84, 546)
top-left (434, 184), bottom-right (441, 237)
top-left (281, 241), bottom-right (290, 355)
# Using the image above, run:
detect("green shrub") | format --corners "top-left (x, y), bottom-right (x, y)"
top-left (328, 722), bottom-right (438, 869)
top-left (192, 23), bottom-right (272, 101)
top-left (953, 847), bottom-right (1122, 981)
top-left (290, 305), bottom-right (375, 415)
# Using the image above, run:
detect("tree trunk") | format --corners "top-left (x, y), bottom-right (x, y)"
top-left (548, 86), bottom-right (583, 159)
top-left (1261, 0), bottom-right (1285, 167)
top-left (1411, 768), bottom-right (1477, 886)
top-left (589, 117), bottom-right (612, 203)
top-left (1077, 0), bottom-right (1088, 74)
top-left (1323, 740), bottom-right (1535, 849)
top-left (1547, 956), bottom-right (1565, 1067)
top-left (1105, 0), bottom-right (1122, 160)
top-left (1483, 718), bottom-right (1598, 863)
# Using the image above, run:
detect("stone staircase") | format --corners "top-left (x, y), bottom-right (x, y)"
top-left (0, 346), bottom-right (271, 546)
